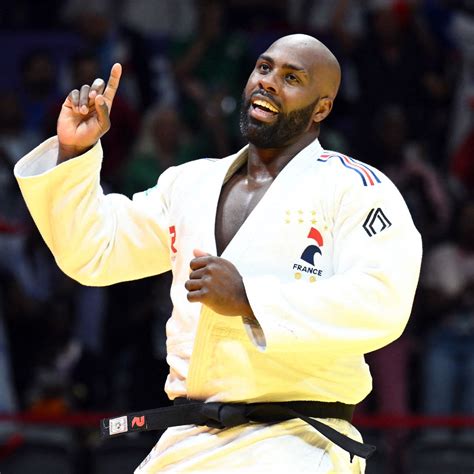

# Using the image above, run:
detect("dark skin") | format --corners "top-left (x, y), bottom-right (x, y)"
top-left (56, 34), bottom-right (341, 319)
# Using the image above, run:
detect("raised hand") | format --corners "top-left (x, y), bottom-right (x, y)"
top-left (57, 63), bottom-right (122, 163)
top-left (185, 249), bottom-right (254, 317)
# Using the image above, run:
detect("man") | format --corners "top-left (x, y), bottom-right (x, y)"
top-left (14, 34), bottom-right (422, 473)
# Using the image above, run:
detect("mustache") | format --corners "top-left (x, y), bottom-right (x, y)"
top-left (248, 89), bottom-right (282, 110)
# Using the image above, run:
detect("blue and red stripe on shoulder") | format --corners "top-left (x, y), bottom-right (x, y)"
top-left (318, 153), bottom-right (381, 187)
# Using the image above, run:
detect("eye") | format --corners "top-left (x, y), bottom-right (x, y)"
top-left (286, 73), bottom-right (299, 83)
top-left (258, 63), bottom-right (271, 73)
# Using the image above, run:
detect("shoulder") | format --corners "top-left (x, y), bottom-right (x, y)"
top-left (314, 149), bottom-right (417, 232)
top-left (176, 151), bottom-right (239, 173)
top-left (315, 149), bottom-right (385, 189)
top-left (135, 151), bottom-right (241, 200)
top-left (169, 154), bottom-right (236, 187)
top-left (172, 146), bottom-right (247, 179)
top-left (314, 148), bottom-right (407, 208)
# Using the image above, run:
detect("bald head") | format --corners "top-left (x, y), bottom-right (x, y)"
top-left (266, 34), bottom-right (341, 101)
top-left (241, 34), bottom-right (342, 148)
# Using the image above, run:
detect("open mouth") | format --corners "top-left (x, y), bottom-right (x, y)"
top-left (249, 97), bottom-right (280, 122)
top-left (251, 98), bottom-right (279, 115)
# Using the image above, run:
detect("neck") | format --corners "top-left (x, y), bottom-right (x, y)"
top-left (246, 131), bottom-right (318, 181)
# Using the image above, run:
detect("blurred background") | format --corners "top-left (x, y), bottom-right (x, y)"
top-left (0, 0), bottom-right (473, 473)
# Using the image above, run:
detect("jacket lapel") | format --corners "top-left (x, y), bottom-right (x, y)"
top-left (221, 138), bottom-right (323, 264)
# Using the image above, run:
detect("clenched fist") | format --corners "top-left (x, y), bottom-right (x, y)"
top-left (185, 249), bottom-right (254, 317)
top-left (57, 63), bottom-right (122, 163)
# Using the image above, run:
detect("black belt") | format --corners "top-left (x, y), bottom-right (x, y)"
top-left (100, 399), bottom-right (375, 460)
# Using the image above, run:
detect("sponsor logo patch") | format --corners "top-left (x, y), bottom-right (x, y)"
top-left (363, 208), bottom-right (392, 237)
top-left (109, 416), bottom-right (128, 435)
top-left (131, 415), bottom-right (146, 429)
top-left (169, 225), bottom-right (177, 253)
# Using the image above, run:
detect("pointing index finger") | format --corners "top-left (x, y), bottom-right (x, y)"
top-left (103, 63), bottom-right (122, 108)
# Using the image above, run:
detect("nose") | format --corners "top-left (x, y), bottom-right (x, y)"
top-left (259, 73), bottom-right (277, 95)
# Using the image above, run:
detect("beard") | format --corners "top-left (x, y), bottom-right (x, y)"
top-left (239, 92), bottom-right (318, 149)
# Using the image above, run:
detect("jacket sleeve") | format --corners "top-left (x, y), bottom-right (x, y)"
top-left (242, 174), bottom-right (423, 356)
top-left (14, 137), bottom-right (177, 286)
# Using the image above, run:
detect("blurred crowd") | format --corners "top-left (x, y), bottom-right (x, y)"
top-left (0, 0), bottom-right (473, 468)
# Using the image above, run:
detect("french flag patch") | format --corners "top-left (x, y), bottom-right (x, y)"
top-left (318, 153), bottom-right (381, 187)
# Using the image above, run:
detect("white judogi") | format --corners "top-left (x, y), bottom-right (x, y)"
top-left (14, 137), bottom-right (422, 473)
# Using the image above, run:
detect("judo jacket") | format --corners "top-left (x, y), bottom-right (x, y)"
top-left (14, 136), bottom-right (422, 407)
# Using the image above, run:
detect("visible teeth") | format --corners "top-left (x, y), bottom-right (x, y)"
top-left (253, 99), bottom-right (278, 113)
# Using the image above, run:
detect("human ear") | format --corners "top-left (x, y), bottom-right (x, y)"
top-left (312, 97), bottom-right (333, 123)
